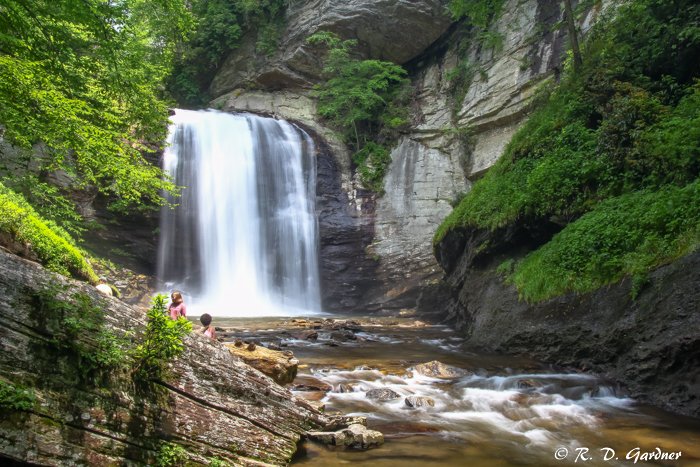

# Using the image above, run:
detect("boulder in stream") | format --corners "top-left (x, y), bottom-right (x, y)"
top-left (366, 388), bottom-right (402, 401)
top-left (291, 329), bottom-right (319, 341)
top-left (225, 342), bottom-right (298, 385)
top-left (306, 424), bottom-right (384, 450)
top-left (413, 360), bottom-right (470, 379)
top-left (405, 395), bottom-right (436, 408)
top-left (291, 375), bottom-right (333, 392)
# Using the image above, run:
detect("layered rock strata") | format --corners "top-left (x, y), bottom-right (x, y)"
top-left (0, 249), bottom-right (328, 465)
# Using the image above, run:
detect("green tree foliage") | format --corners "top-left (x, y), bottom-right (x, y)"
top-left (448, 0), bottom-right (505, 29)
top-left (308, 32), bottom-right (409, 192)
top-left (0, 182), bottom-right (97, 282)
top-left (308, 32), bottom-right (409, 149)
top-left (133, 295), bottom-right (192, 381)
top-left (0, 0), bottom-right (193, 214)
top-left (436, 0), bottom-right (700, 301)
top-left (168, 0), bottom-right (287, 106)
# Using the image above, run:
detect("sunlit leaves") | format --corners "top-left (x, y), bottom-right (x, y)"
top-left (0, 0), bottom-right (192, 215)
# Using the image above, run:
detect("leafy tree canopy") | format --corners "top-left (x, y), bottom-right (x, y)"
top-left (0, 0), bottom-right (194, 214)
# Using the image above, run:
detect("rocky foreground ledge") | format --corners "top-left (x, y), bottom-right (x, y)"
top-left (0, 249), bottom-right (352, 466)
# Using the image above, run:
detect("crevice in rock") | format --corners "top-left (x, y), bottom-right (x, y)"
top-left (153, 380), bottom-right (299, 442)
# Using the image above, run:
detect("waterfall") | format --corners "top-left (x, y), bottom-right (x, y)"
top-left (157, 109), bottom-right (321, 316)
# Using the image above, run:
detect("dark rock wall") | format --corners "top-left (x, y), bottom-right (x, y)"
top-left (435, 233), bottom-right (700, 417)
top-left (0, 249), bottom-right (326, 465)
top-left (312, 131), bottom-right (381, 312)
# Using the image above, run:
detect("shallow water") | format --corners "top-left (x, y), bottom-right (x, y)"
top-left (215, 317), bottom-right (700, 466)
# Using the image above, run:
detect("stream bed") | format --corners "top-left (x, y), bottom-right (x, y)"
top-left (215, 317), bottom-right (700, 466)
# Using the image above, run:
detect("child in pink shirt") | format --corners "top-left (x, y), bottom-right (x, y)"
top-left (168, 291), bottom-right (187, 320)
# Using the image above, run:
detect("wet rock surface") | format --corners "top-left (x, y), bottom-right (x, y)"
top-left (365, 388), bottom-right (402, 401)
top-left (404, 395), bottom-right (436, 408)
top-left (307, 414), bottom-right (385, 450)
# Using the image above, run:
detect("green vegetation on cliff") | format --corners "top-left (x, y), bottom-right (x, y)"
top-left (32, 284), bottom-right (130, 374)
top-left (436, 0), bottom-right (700, 301)
top-left (0, 380), bottom-right (35, 412)
top-left (0, 183), bottom-right (97, 282)
top-left (308, 31), bottom-right (410, 192)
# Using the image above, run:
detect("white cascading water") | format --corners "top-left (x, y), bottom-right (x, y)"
top-left (157, 109), bottom-right (321, 316)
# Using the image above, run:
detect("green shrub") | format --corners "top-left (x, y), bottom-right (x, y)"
top-left (0, 380), bottom-right (35, 412)
top-left (0, 183), bottom-right (97, 283)
top-left (156, 442), bottom-right (189, 467)
top-left (133, 295), bottom-right (192, 381)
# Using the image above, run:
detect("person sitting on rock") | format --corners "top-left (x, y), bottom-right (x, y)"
top-left (200, 313), bottom-right (216, 340)
top-left (168, 291), bottom-right (187, 320)
top-left (95, 277), bottom-right (113, 297)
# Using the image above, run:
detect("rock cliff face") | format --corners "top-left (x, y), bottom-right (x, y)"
top-left (370, 0), bottom-right (606, 310)
top-left (432, 232), bottom-right (700, 417)
top-left (0, 249), bottom-right (327, 465)
top-left (212, 0), bottom-right (602, 311)
top-left (210, 0), bottom-right (452, 96)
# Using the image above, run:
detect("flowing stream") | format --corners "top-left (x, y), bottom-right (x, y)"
top-left (158, 109), bottom-right (321, 316)
top-left (215, 317), bottom-right (700, 467)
